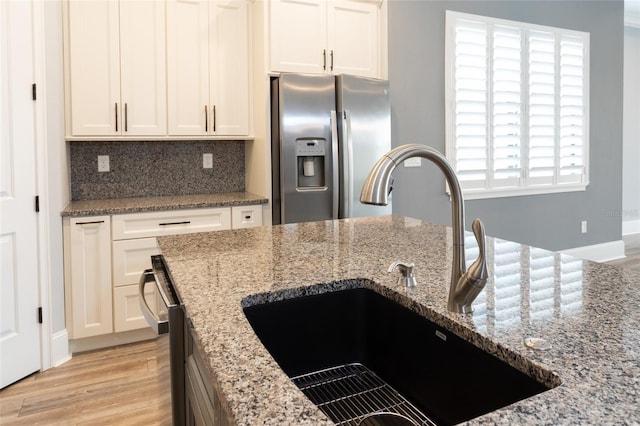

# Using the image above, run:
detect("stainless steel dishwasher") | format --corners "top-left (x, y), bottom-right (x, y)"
top-left (139, 255), bottom-right (185, 426)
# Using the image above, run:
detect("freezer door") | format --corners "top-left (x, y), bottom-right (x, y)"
top-left (336, 74), bottom-right (392, 218)
top-left (275, 73), bottom-right (338, 224)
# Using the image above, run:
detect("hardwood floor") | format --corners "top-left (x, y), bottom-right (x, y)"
top-left (605, 233), bottom-right (640, 273)
top-left (0, 336), bottom-right (171, 426)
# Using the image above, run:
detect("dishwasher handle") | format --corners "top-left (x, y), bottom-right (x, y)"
top-left (139, 268), bottom-right (169, 335)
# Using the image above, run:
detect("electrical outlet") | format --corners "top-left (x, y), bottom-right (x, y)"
top-left (404, 157), bottom-right (421, 168)
top-left (98, 155), bottom-right (109, 172)
top-left (203, 153), bottom-right (213, 169)
top-left (581, 220), bottom-right (588, 234)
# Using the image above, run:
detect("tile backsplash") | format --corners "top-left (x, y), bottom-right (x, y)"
top-left (69, 141), bottom-right (245, 200)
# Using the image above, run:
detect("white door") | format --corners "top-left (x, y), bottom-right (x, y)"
top-left (0, 0), bottom-right (42, 388)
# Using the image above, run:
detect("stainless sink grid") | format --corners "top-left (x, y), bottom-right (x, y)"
top-left (291, 363), bottom-right (436, 426)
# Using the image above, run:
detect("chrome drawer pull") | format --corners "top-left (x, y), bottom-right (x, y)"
top-left (159, 221), bottom-right (191, 226)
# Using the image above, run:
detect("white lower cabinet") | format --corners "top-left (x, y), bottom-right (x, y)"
top-left (65, 205), bottom-right (262, 343)
top-left (65, 216), bottom-right (113, 339)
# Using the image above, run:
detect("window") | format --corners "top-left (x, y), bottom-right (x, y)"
top-left (445, 11), bottom-right (590, 199)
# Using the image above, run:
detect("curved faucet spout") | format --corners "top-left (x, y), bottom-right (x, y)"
top-left (360, 144), bottom-right (488, 314)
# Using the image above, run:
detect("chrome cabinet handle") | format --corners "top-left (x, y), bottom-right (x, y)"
top-left (323, 49), bottom-right (327, 70)
top-left (205, 105), bottom-right (208, 132)
top-left (124, 103), bottom-right (128, 132)
top-left (212, 105), bottom-right (216, 132)
top-left (115, 102), bottom-right (118, 132)
top-left (330, 50), bottom-right (334, 71)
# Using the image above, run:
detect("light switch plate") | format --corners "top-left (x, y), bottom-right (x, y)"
top-left (203, 153), bottom-right (213, 169)
top-left (404, 157), bottom-right (421, 168)
top-left (98, 155), bottom-right (109, 172)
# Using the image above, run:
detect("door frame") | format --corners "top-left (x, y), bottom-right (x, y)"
top-left (32, 0), bottom-right (67, 372)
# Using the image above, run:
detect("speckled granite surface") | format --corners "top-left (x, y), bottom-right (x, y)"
top-left (69, 141), bottom-right (245, 200)
top-left (61, 192), bottom-right (267, 217)
top-left (157, 215), bottom-right (640, 425)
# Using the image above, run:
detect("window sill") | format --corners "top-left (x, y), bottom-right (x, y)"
top-left (460, 183), bottom-right (589, 200)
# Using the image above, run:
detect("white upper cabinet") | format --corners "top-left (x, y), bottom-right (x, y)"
top-left (118, 1), bottom-right (167, 136)
top-left (327, 1), bottom-right (380, 77)
top-left (167, 0), bottom-right (251, 136)
top-left (269, 0), bottom-right (382, 78)
top-left (66, 0), bottom-right (167, 137)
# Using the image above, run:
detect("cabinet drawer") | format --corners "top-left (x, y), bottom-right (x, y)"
top-left (231, 205), bottom-right (263, 229)
top-left (112, 238), bottom-right (160, 286)
top-left (112, 208), bottom-right (231, 240)
top-left (114, 284), bottom-right (158, 333)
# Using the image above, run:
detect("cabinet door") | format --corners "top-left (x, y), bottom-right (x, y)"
top-left (69, 216), bottom-right (112, 339)
top-left (209, 0), bottom-right (250, 136)
top-left (167, 0), bottom-right (210, 135)
top-left (119, 0), bottom-right (167, 135)
top-left (327, 1), bottom-right (380, 78)
top-left (113, 284), bottom-right (158, 332)
top-left (67, 0), bottom-right (120, 136)
top-left (269, 0), bottom-right (327, 74)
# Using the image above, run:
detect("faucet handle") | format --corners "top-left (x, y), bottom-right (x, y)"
top-left (472, 218), bottom-right (486, 253)
top-left (388, 261), bottom-right (417, 288)
top-left (451, 219), bottom-right (489, 313)
top-left (466, 218), bottom-right (488, 283)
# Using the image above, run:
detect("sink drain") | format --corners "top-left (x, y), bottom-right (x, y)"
top-left (291, 363), bottom-right (436, 426)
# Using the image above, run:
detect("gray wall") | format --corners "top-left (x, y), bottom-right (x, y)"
top-left (388, 0), bottom-right (624, 251)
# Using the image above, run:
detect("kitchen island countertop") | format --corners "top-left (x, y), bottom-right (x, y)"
top-left (61, 192), bottom-right (268, 217)
top-left (157, 215), bottom-right (640, 425)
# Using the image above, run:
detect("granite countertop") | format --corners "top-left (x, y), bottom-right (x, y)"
top-left (157, 215), bottom-right (640, 425)
top-left (61, 192), bottom-right (268, 217)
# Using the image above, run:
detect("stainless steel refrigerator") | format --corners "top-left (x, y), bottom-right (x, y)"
top-left (271, 73), bottom-right (392, 225)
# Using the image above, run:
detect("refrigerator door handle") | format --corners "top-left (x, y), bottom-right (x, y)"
top-left (343, 110), bottom-right (354, 218)
top-left (330, 110), bottom-right (339, 219)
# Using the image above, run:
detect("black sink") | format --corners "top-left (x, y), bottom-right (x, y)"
top-left (243, 287), bottom-right (556, 425)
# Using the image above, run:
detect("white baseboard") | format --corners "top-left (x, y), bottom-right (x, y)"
top-left (560, 240), bottom-right (626, 262)
top-left (623, 219), bottom-right (640, 236)
top-left (69, 328), bottom-right (159, 354)
top-left (51, 329), bottom-right (71, 367)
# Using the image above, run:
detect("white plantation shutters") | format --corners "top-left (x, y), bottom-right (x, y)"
top-left (445, 11), bottom-right (590, 199)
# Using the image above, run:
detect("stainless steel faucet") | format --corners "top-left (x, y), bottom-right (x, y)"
top-left (360, 144), bottom-right (488, 314)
